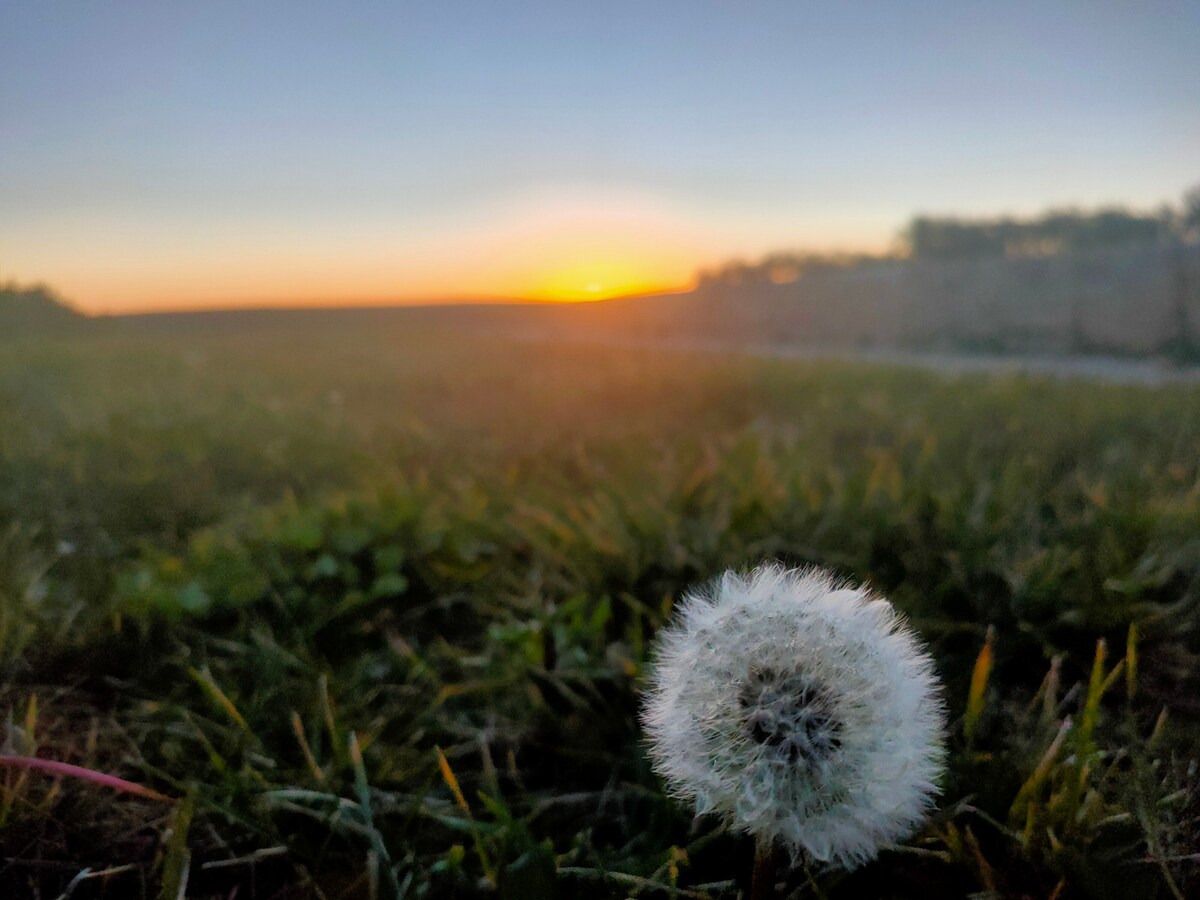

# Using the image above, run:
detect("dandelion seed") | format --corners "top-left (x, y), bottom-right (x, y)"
top-left (641, 563), bottom-right (946, 869)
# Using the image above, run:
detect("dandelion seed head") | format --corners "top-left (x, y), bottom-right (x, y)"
top-left (641, 563), bottom-right (946, 868)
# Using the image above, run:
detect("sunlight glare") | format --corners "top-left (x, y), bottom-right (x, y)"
top-left (526, 256), bottom-right (674, 302)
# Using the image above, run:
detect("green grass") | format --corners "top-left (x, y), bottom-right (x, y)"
top-left (1, 316), bottom-right (1198, 898)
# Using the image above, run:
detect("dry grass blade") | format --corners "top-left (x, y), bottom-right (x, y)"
top-left (0, 754), bottom-right (175, 803)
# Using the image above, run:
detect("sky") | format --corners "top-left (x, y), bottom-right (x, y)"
top-left (2, 1), bottom-right (1199, 313)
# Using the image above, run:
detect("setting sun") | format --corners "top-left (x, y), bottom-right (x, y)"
top-left (450, 192), bottom-right (709, 306)
top-left (526, 257), bottom-right (680, 302)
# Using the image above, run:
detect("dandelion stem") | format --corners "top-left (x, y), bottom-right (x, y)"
top-left (750, 838), bottom-right (778, 900)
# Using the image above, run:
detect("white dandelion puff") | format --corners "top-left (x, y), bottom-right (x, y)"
top-left (640, 563), bottom-right (946, 869)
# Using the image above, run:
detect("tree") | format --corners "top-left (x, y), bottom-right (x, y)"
top-left (0, 281), bottom-right (84, 333)
top-left (1181, 183), bottom-right (1200, 243)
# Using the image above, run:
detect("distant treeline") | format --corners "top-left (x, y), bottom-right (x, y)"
top-left (700, 184), bottom-right (1200, 285)
top-left (0, 281), bottom-right (84, 333)
top-left (689, 184), bottom-right (1200, 360)
top-left (906, 207), bottom-right (1176, 260)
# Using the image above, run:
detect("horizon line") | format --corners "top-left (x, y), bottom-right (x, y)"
top-left (85, 286), bottom-right (694, 318)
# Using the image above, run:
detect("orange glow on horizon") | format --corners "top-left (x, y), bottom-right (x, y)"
top-left (3, 187), bottom-right (886, 313)
top-left (5, 189), bottom-right (715, 313)
top-left (522, 256), bottom-right (686, 302)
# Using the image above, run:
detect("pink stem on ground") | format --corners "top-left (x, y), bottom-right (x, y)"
top-left (0, 755), bottom-right (175, 803)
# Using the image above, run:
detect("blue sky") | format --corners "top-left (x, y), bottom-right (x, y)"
top-left (3, 1), bottom-right (1198, 310)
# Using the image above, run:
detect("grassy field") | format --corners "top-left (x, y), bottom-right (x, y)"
top-left (1, 313), bottom-right (1199, 898)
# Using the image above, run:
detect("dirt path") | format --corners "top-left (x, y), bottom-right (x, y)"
top-left (507, 329), bottom-right (1200, 386)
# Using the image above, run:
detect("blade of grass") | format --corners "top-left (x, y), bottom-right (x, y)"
top-left (964, 627), bottom-right (994, 744)
top-left (189, 666), bottom-right (250, 735)
top-left (159, 790), bottom-right (195, 900)
top-left (349, 732), bottom-right (403, 900)
top-left (291, 711), bottom-right (326, 783)
top-left (0, 755), bottom-right (175, 803)
top-left (1009, 718), bottom-right (1072, 828)
top-left (435, 746), bottom-right (496, 886)
top-left (1126, 622), bottom-right (1139, 701)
